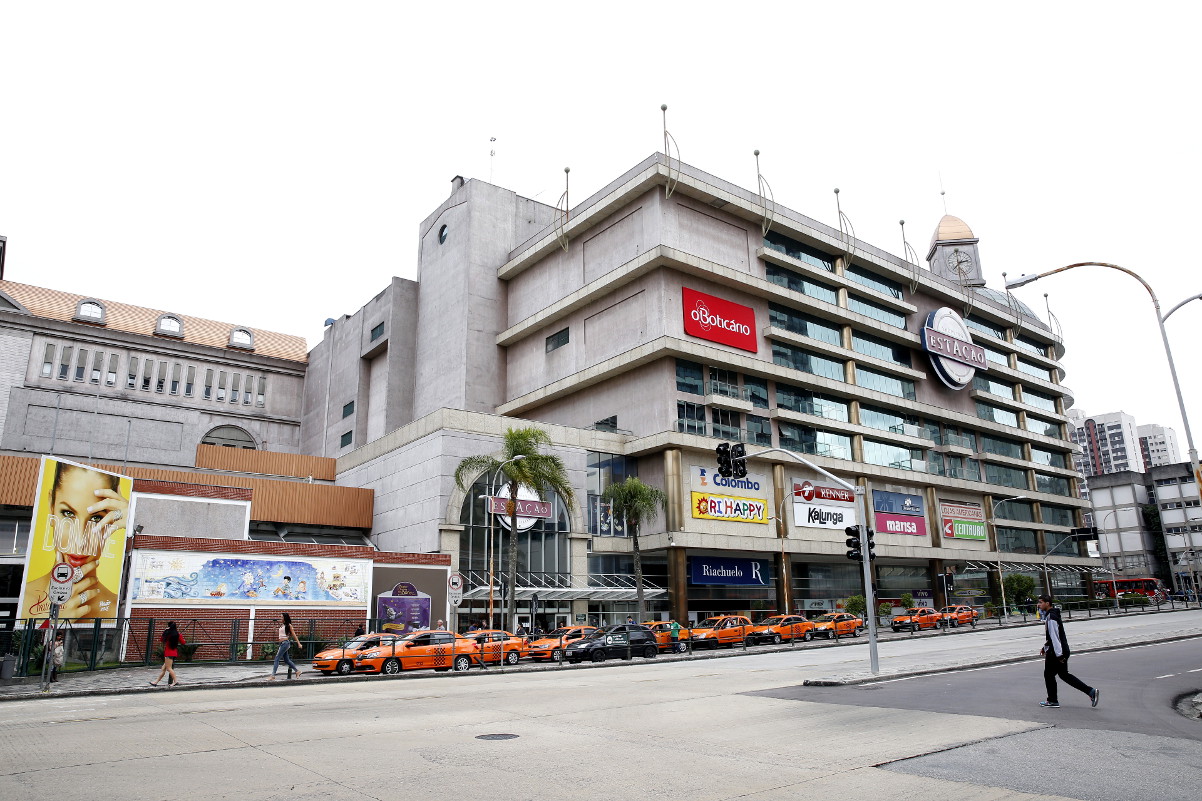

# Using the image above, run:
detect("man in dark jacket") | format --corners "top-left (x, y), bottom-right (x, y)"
top-left (1037, 594), bottom-right (1100, 708)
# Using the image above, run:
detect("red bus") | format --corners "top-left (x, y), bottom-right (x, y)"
top-left (1093, 577), bottom-right (1167, 600)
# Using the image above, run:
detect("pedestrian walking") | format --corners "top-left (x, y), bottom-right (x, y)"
top-left (436, 619), bottom-right (446, 630)
top-left (625, 615), bottom-right (634, 624)
top-left (50, 633), bottom-right (65, 682)
top-left (150, 622), bottom-right (184, 687)
top-left (1037, 594), bottom-right (1099, 708)
top-left (269, 613), bottom-right (303, 680)
top-left (669, 620), bottom-right (682, 653)
top-left (353, 623), bottom-right (365, 637)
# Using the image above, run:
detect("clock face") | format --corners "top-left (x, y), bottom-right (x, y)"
top-left (946, 249), bottom-right (974, 275)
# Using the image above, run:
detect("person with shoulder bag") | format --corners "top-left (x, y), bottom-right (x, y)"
top-left (151, 622), bottom-right (184, 687)
top-left (269, 612), bottom-right (303, 680)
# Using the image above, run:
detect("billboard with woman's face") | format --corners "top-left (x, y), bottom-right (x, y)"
top-left (17, 457), bottom-right (133, 621)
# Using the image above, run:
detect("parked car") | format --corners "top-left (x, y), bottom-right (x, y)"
top-left (938, 605), bottom-right (978, 628)
top-left (462, 629), bottom-right (525, 664)
top-left (891, 607), bottom-right (942, 632)
top-left (689, 615), bottom-right (753, 648)
top-left (645, 621), bottom-right (692, 651)
top-left (563, 625), bottom-right (658, 663)
top-left (525, 626), bottom-right (598, 662)
top-left (812, 612), bottom-right (864, 638)
top-left (313, 632), bottom-right (394, 675)
top-left (351, 629), bottom-right (475, 674)
top-left (747, 615), bottom-right (815, 645)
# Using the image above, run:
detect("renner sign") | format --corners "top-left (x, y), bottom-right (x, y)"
top-left (790, 479), bottom-right (857, 530)
top-left (682, 288), bottom-right (758, 352)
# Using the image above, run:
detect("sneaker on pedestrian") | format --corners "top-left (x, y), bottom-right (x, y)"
top-left (1039, 701), bottom-right (1060, 708)
top-left (1090, 687), bottom-right (1100, 707)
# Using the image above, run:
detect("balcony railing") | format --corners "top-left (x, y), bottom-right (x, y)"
top-left (705, 380), bottom-right (748, 401)
top-left (888, 423), bottom-right (932, 440)
top-left (785, 401), bottom-right (849, 422)
top-left (944, 432), bottom-right (975, 450)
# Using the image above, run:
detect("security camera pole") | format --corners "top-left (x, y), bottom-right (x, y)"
top-left (722, 445), bottom-right (878, 674)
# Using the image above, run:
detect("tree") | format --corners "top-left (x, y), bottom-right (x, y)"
top-left (1003, 574), bottom-right (1037, 609)
top-left (842, 594), bottom-right (867, 618)
top-left (454, 427), bottom-right (575, 629)
top-left (600, 477), bottom-right (667, 622)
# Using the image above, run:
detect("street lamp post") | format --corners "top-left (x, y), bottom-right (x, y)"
top-left (990, 495), bottom-right (1028, 619)
top-left (484, 455), bottom-right (526, 629)
top-left (769, 492), bottom-right (798, 615)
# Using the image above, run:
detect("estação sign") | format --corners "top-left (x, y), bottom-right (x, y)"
top-left (690, 556), bottom-right (770, 586)
top-left (690, 492), bottom-right (769, 524)
top-left (922, 307), bottom-right (986, 391)
top-left (682, 287), bottom-right (758, 352)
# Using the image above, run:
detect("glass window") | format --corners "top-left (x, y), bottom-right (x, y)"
top-left (981, 434), bottom-right (1024, 460)
top-left (863, 439), bottom-right (923, 469)
top-left (157, 315), bottom-right (183, 336)
top-left (772, 343), bottom-right (845, 381)
top-left (994, 499), bottom-right (1034, 522)
top-left (676, 401), bottom-right (706, 435)
top-left (744, 376), bottom-right (769, 409)
top-left (847, 295), bottom-right (906, 328)
top-left (711, 408), bottom-right (741, 440)
top-left (984, 463), bottom-right (1028, 490)
top-left (776, 384), bottom-right (849, 421)
top-left (1042, 505), bottom-right (1074, 527)
top-left (58, 346), bottom-right (72, 380)
top-left (746, 414), bottom-right (771, 446)
top-left (857, 367), bottom-right (916, 399)
top-left (763, 231), bottom-right (836, 272)
top-left (778, 422), bottom-right (851, 460)
top-left (997, 526), bottom-right (1038, 554)
top-left (676, 359), bottom-right (704, 395)
top-left (91, 351), bottom-right (104, 383)
top-left (981, 344), bottom-right (1010, 366)
top-left (1046, 533), bottom-right (1076, 555)
top-left (1030, 448), bottom-right (1067, 469)
top-left (845, 264), bottom-right (903, 299)
top-left (1023, 390), bottom-right (1058, 414)
top-left (936, 455), bottom-right (981, 482)
top-left (965, 315), bottom-right (1006, 340)
top-left (1035, 473), bottom-right (1072, 496)
top-left (230, 329), bottom-right (254, 348)
top-left (923, 421), bottom-right (942, 445)
top-left (127, 356), bottom-right (139, 389)
top-left (972, 374), bottom-right (1015, 399)
top-left (852, 331), bottom-right (911, 366)
top-left (41, 344), bottom-right (54, 378)
top-left (216, 371), bottom-right (226, 401)
top-left (256, 375), bottom-right (266, 406)
top-left (768, 303), bottom-right (842, 345)
top-left (1026, 415), bottom-right (1061, 438)
top-left (340, 431), bottom-right (353, 448)
top-left (74, 348), bottom-right (88, 381)
top-left (203, 368), bottom-right (213, 400)
top-left (943, 426), bottom-right (977, 451)
top-left (76, 301), bottom-right (105, 321)
top-left (142, 358), bottom-right (154, 391)
top-left (976, 401), bottom-right (1019, 428)
top-left (342, 401), bottom-right (355, 418)
top-left (106, 354), bottom-right (118, 387)
top-left (1017, 359), bottom-right (1054, 382)
top-left (156, 362), bottom-right (167, 393)
top-left (370, 322), bottom-right (385, 341)
top-left (170, 363), bottom-right (181, 394)
top-left (546, 327), bottom-right (569, 352)
top-left (1014, 335), bottom-right (1047, 356)
top-left (765, 264), bottom-right (839, 304)
top-left (184, 365), bottom-right (195, 396)
top-left (859, 405), bottom-right (914, 434)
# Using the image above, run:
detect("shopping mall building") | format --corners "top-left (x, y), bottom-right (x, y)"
top-left (0, 152), bottom-right (1099, 634)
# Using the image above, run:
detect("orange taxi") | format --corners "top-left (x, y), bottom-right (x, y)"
top-left (688, 615), bottom-right (753, 649)
top-left (525, 626), bottom-right (597, 662)
top-left (891, 607), bottom-right (942, 632)
top-left (312, 632), bottom-right (392, 675)
top-left (938, 605), bottom-right (978, 628)
top-left (645, 621), bottom-right (692, 651)
top-left (812, 612), bottom-right (864, 638)
top-left (350, 629), bottom-right (477, 674)
top-left (747, 615), bottom-right (815, 645)
top-left (463, 629), bottom-right (526, 665)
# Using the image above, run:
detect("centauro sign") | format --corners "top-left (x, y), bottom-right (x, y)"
top-left (690, 492), bottom-right (769, 524)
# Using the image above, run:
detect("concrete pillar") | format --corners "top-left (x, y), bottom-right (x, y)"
top-left (664, 448), bottom-right (683, 533)
top-left (668, 546), bottom-right (688, 622)
top-left (775, 551), bottom-right (792, 615)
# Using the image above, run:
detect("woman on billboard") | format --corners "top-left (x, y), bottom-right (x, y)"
top-left (18, 457), bottom-right (132, 621)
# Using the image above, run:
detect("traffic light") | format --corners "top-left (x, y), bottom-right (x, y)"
top-left (845, 525), bottom-right (862, 561)
top-left (715, 443), bottom-right (733, 478)
top-left (865, 527), bottom-right (877, 561)
top-left (731, 443), bottom-right (747, 478)
top-left (1070, 526), bottom-right (1099, 542)
top-left (944, 569), bottom-right (955, 591)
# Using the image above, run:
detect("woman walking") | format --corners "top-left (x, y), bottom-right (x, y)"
top-left (269, 612), bottom-right (303, 680)
top-left (151, 622), bottom-right (184, 687)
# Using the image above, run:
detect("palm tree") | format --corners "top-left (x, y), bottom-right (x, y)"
top-left (454, 427), bottom-right (575, 630)
top-left (600, 477), bottom-right (667, 622)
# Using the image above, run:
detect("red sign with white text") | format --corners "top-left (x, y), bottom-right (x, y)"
top-left (682, 288), bottom-right (757, 353)
top-left (793, 480), bottom-right (855, 504)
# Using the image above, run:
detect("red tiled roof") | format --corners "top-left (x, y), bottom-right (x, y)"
top-left (0, 279), bottom-right (308, 362)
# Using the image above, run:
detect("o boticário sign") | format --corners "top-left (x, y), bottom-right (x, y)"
top-left (791, 480), bottom-right (857, 529)
top-left (681, 287), bottom-right (758, 353)
top-left (690, 492), bottom-right (769, 524)
top-left (922, 307), bottom-right (987, 390)
top-left (940, 500), bottom-right (987, 540)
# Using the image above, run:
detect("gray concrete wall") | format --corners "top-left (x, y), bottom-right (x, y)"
top-left (131, 495), bottom-right (250, 540)
top-left (0, 326), bottom-right (33, 441)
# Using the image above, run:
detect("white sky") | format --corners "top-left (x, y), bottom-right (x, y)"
top-left (1, 2), bottom-right (1198, 455)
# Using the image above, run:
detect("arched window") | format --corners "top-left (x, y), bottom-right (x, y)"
top-left (156, 314), bottom-right (184, 337)
top-left (228, 328), bottom-right (254, 349)
top-left (201, 425), bottom-right (256, 449)
top-left (74, 299), bottom-right (106, 324)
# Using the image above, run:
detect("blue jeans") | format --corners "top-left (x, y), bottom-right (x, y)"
top-left (272, 640), bottom-right (299, 675)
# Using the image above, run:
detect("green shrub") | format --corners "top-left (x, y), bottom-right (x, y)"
top-left (259, 642), bottom-right (279, 661)
top-left (900, 593), bottom-right (914, 609)
top-left (178, 641), bottom-right (202, 662)
top-left (1119, 592), bottom-right (1149, 606)
top-left (877, 602), bottom-right (893, 618)
top-left (842, 595), bottom-right (866, 618)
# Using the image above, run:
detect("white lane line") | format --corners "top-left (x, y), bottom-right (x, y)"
top-left (1188, 668), bottom-right (1202, 673)
top-left (1155, 674), bottom-right (1176, 679)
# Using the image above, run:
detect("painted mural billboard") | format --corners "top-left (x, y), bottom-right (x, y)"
top-left (17, 457), bottom-right (134, 622)
top-left (130, 549), bottom-right (371, 606)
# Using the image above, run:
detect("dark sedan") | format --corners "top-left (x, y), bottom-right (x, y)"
top-left (563, 624), bottom-right (659, 663)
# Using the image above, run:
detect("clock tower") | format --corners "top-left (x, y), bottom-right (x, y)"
top-left (926, 214), bottom-right (985, 287)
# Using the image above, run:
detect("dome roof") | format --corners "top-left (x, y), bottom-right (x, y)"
top-left (929, 214), bottom-right (975, 250)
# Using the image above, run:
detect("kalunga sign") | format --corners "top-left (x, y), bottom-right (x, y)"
top-left (790, 479), bottom-right (857, 530)
top-left (682, 288), bottom-right (758, 353)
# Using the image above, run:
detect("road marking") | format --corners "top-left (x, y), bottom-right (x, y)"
top-left (1188, 668), bottom-right (1202, 673)
top-left (1155, 674), bottom-right (1175, 679)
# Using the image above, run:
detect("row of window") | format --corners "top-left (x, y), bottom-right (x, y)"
top-left (72, 300), bottom-right (255, 349)
top-left (39, 343), bottom-right (268, 406)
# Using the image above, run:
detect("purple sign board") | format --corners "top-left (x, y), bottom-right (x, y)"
top-left (377, 582), bottom-right (430, 634)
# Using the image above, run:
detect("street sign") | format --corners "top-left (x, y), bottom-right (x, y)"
top-left (48, 581), bottom-right (71, 605)
top-left (51, 564), bottom-right (73, 584)
top-left (448, 572), bottom-right (465, 607)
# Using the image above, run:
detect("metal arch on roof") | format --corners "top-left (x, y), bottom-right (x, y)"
top-left (962, 560), bottom-right (1107, 575)
top-left (460, 572), bottom-right (668, 603)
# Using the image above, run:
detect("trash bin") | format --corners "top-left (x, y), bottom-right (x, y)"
top-left (0, 654), bottom-right (15, 680)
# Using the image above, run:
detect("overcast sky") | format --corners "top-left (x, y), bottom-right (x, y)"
top-left (1, 3), bottom-right (1198, 454)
